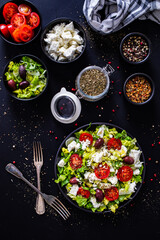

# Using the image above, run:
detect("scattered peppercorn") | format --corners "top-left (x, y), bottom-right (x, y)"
top-left (122, 35), bottom-right (149, 62)
top-left (125, 76), bottom-right (152, 103)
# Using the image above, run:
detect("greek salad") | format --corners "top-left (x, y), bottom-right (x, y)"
top-left (55, 125), bottom-right (144, 213)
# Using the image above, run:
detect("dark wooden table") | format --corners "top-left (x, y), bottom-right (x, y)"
top-left (0, 0), bottom-right (160, 239)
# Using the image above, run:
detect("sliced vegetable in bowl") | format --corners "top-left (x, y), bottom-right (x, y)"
top-left (0, 0), bottom-right (41, 44)
top-left (3, 54), bottom-right (48, 100)
top-left (54, 123), bottom-right (145, 213)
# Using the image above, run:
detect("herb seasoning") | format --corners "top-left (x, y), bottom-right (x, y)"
top-left (79, 69), bottom-right (106, 96)
top-left (125, 76), bottom-right (152, 103)
top-left (122, 35), bottom-right (149, 62)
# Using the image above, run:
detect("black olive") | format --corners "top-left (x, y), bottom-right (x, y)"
top-left (94, 138), bottom-right (104, 149)
top-left (19, 65), bottom-right (26, 80)
top-left (19, 81), bottom-right (30, 89)
top-left (123, 156), bottom-right (134, 164)
top-left (95, 189), bottom-right (104, 202)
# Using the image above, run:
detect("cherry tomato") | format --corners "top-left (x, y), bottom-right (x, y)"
top-left (3, 3), bottom-right (18, 22)
top-left (12, 28), bottom-right (22, 42)
top-left (27, 12), bottom-right (40, 29)
top-left (79, 133), bottom-right (93, 145)
top-left (77, 187), bottom-right (90, 198)
top-left (11, 13), bottom-right (26, 29)
top-left (18, 4), bottom-right (32, 16)
top-left (105, 187), bottom-right (119, 201)
top-left (95, 163), bottom-right (110, 179)
top-left (70, 154), bottom-right (82, 170)
top-left (107, 137), bottom-right (122, 150)
top-left (7, 24), bottom-right (15, 35)
top-left (117, 166), bottom-right (133, 182)
top-left (0, 24), bottom-right (10, 38)
top-left (19, 25), bottom-right (34, 42)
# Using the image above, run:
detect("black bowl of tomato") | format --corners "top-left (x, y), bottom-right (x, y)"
top-left (0, 0), bottom-right (41, 45)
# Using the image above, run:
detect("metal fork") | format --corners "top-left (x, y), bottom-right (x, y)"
top-left (5, 163), bottom-right (71, 220)
top-left (33, 141), bottom-right (45, 215)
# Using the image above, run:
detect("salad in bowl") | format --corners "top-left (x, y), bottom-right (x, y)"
top-left (55, 123), bottom-right (145, 213)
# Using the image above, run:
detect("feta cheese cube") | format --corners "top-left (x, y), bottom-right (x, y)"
top-left (119, 182), bottom-right (136, 195)
top-left (97, 125), bottom-right (106, 138)
top-left (63, 46), bottom-right (76, 60)
top-left (80, 139), bottom-right (90, 150)
top-left (107, 176), bottom-right (118, 185)
top-left (133, 169), bottom-right (140, 175)
top-left (61, 31), bottom-right (73, 41)
top-left (69, 184), bottom-right (79, 196)
top-left (90, 197), bottom-right (102, 208)
top-left (57, 159), bottom-right (66, 167)
top-left (129, 149), bottom-right (141, 163)
top-left (76, 45), bottom-right (83, 53)
top-left (91, 151), bottom-right (104, 163)
top-left (64, 22), bottom-right (74, 32)
top-left (72, 34), bottom-right (83, 44)
top-left (67, 140), bottom-right (80, 152)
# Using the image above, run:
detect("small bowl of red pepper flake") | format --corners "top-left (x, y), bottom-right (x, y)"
top-left (120, 32), bottom-right (151, 64)
top-left (123, 73), bottom-right (155, 105)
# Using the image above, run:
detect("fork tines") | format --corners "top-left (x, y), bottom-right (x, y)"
top-left (33, 141), bottom-right (43, 163)
top-left (50, 197), bottom-right (71, 220)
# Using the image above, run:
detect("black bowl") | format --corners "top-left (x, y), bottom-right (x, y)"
top-left (41, 18), bottom-right (86, 64)
top-left (0, 0), bottom-right (41, 45)
top-left (120, 32), bottom-right (151, 64)
top-left (3, 54), bottom-right (48, 101)
top-left (123, 73), bottom-right (155, 105)
top-left (54, 122), bottom-right (146, 213)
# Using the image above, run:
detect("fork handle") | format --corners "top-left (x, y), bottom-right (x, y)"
top-left (36, 166), bottom-right (45, 215)
top-left (6, 163), bottom-right (46, 198)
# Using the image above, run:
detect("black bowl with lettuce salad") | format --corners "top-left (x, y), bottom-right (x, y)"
top-left (55, 123), bottom-right (145, 213)
top-left (3, 54), bottom-right (48, 100)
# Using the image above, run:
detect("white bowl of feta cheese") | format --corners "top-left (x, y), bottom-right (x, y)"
top-left (41, 18), bottom-right (86, 63)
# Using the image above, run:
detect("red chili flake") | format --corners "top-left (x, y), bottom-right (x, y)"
top-left (119, 91), bottom-right (122, 95)
top-left (117, 66), bottom-right (120, 69)
top-left (111, 80), bottom-right (114, 84)
top-left (55, 137), bottom-right (58, 140)
top-left (152, 143), bottom-right (154, 147)
top-left (158, 142), bottom-right (160, 145)
top-left (150, 178), bottom-right (153, 181)
top-left (154, 173), bottom-right (157, 177)
top-left (112, 109), bottom-right (115, 113)
top-left (13, 161), bottom-right (16, 164)
top-left (75, 123), bottom-right (78, 126)
top-left (148, 157), bottom-right (151, 161)
top-left (71, 88), bottom-right (76, 92)
top-left (108, 61), bottom-right (111, 64)
top-left (49, 130), bottom-right (54, 134)
top-left (96, 105), bottom-right (99, 108)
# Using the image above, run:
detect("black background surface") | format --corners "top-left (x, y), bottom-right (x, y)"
top-left (0, 0), bottom-right (160, 239)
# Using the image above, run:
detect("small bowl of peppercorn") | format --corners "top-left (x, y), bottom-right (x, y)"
top-left (123, 73), bottom-right (155, 105)
top-left (120, 32), bottom-right (151, 64)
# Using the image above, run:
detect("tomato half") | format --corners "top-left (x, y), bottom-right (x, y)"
top-left (105, 187), bottom-right (119, 201)
top-left (79, 133), bottom-right (93, 145)
top-left (12, 28), bottom-right (21, 42)
top-left (19, 25), bottom-right (34, 42)
top-left (70, 154), bottom-right (82, 170)
top-left (77, 187), bottom-right (90, 198)
top-left (117, 166), bottom-right (133, 182)
top-left (95, 163), bottom-right (110, 179)
top-left (3, 3), bottom-right (18, 22)
top-left (18, 4), bottom-right (32, 16)
top-left (0, 24), bottom-right (10, 38)
top-left (107, 138), bottom-right (122, 150)
top-left (7, 24), bottom-right (15, 35)
top-left (27, 12), bottom-right (40, 29)
top-left (11, 13), bottom-right (26, 29)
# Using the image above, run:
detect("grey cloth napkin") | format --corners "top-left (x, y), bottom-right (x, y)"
top-left (83, 0), bottom-right (160, 34)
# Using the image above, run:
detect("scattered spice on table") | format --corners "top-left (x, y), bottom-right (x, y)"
top-left (79, 69), bottom-right (106, 96)
top-left (125, 75), bottom-right (152, 103)
top-left (122, 35), bottom-right (149, 62)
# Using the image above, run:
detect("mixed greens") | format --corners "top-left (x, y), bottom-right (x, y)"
top-left (5, 56), bottom-right (47, 99)
top-left (55, 125), bottom-right (144, 213)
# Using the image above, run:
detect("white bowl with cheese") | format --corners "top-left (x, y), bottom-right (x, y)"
top-left (41, 18), bottom-right (86, 63)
